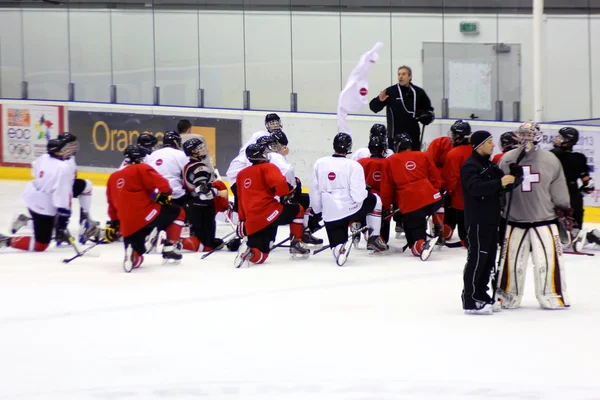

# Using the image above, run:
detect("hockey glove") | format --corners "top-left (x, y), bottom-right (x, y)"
top-left (155, 192), bottom-right (172, 206)
top-left (104, 220), bottom-right (120, 243)
top-left (195, 182), bottom-right (217, 201)
top-left (556, 207), bottom-right (576, 233)
top-left (365, 184), bottom-right (372, 193)
top-left (417, 110), bottom-right (435, 126)
top-left (509, 163), bottom-right (524, 179)
top-left (580, 178), bottom-right (595, 195)
top-left (236, 221), bottom-right (247, 239)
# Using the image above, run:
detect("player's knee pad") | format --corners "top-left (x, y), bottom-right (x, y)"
top-left (249, 248), bottom-right (268, 264)
top-left (496, 226), bottom-right (530, 309)
top-left (530, 224), bottom-right (570, 309)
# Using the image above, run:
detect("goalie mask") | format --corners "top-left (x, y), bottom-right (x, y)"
top-left (516, 121), bottom-right (542, 152)
top-left (183, 138), bottom-right (208, 160)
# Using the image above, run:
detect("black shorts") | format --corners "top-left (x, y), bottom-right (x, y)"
top-left (247, 204), bottom-right (302, 254)
top-left (30, 209), bottom-right (55, 244)
top-left (124, 205), bottom-right (181, 255)
top-left (324, 193), bottom-right (377, 248)
top-left (73, 178), bottom-right (87, 198)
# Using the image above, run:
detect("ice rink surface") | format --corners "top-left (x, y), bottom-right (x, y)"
top-left (0, 180), bottom-right (599, 400)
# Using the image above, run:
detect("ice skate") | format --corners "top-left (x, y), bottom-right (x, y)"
top-left (79, 218), bottom-right (101, 244)
top-left (395, 224), bottom-right (405, 239)
top-left (572, 229), bottom-right (587, 253)
top-left (367, 235), bottom-right (389, 254)
top-left (464, 301), bottom-right (493, 315)
top-left (123, 245), bottom-right (144, 273)
top-left (433, 224), bottom-right (445, 246)
top-left (350, 222), bottom-right (362, 249)
top-left (10, 214), bottom-right (30, 234)
top-left (420, 236), bottom-right (440, 261)
top-left (234, 239), bottom-right (253, 268)
top-left (302, 230), bottom-right (323, 246)
top-left (0, 234), bottom-right (11, 249)
top-left (290, 238), bottom-right (310, 259)
top-left (162, 242), bottom-right (182, 265)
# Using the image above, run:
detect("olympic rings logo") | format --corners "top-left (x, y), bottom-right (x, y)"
top-left (8, 143), bottom-right (32, 159)
top-left (7, 128), bottom-right (31, 140)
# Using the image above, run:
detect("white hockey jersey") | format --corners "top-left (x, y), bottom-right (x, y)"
top-left (351, 147), bottom-right (394, 161)
top-left (226, 130), bottom-right (271, 182)
top-left (21, 154), bottom-right (74, 217)
top-left (269, 152), bottom-right (296, 187)
top-left (146, 147), bottom-right (189, 199)
top-left (310, 155), bottom-right (368, 222)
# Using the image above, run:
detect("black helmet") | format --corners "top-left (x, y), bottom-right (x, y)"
top-left (450, 120), bottom-right (472, 146)
top-left (183, 138), bottom-right (208, 160)
top-left (246, 143), bottom-right (269, 164)
top-left (393, 133), bottom-right (412, 152)
top-left (370, 124), bottom-right (387, 138)
top-left (265, 113), bottom-right (282, 132)
top-left (256, 135), bottom-right (278, 152)
top-left (500, 131), bottom-right (519, 153)
top-left (270, 128), bottom-right (289, 146)
top-left (556, 127), bottom-right (579, 148)
top-left (137, 133), bottom-right (158, 154)
top-left (368, 135), bottom-right (387, 157)
top-left (123, 144), bottom-right (147, 164)
top-left (333, 132), bottom-right (353, 154)
top-left (163, 130), bottom-right (182, 149)
top-left (47, 139), bottom-right (66, 158)
top-left (58, 131), bottom-right (77, 143)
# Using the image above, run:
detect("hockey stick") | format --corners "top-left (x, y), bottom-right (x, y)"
top-left (200, 231), bottom-right (237, 260)
top-left (63, 240), bottom-right (105, 264)
top-left (312, 225), bottom-right (370, 255)
top-left (493, 148), bottom-right (527, 300)
top-left (419, 124), bottom-right (426, 152)
top-left (564, 250), bottom-right (595, 257)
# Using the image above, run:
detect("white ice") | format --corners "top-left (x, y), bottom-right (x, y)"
top-left (0, 180), bottom-right (599, 400)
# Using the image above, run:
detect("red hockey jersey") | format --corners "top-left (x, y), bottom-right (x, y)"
top-left (443, 144), bottom-right (473, 210)
top-left (492, 152), bottom-right (505, 164)
top-left (357, 156), bottom-right (392, 209)
top-left (107, 163), bottom-right (172, 237)
top-left (426, 136), bottom-right (453, 187)
top-left (236, 162), bottom-right (292, 236)
top-left (385, 151), bottom-right (442, 214)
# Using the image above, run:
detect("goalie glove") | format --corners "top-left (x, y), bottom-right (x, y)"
top-left (580, 178), bottom-right (595, 196)
top-left (104, 220), bottom-right (121, 243)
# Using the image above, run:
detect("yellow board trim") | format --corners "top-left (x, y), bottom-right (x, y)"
top-left (2, 166), bottom-right (600, 224)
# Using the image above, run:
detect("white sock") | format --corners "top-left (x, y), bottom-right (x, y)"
top-left (366, 193), bottom-right (382, 236)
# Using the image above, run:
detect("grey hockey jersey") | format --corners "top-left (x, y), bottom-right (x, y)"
top-left (499, 148), bottom-right (570, 223)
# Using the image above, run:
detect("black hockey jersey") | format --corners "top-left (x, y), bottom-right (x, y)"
top-left (550, 148), bottom-right (589, 193)
top-left (183, 160), bottom-right (217, 205)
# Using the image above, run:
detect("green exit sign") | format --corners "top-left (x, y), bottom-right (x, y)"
top-left (460, 22), bottom-right (479, 34)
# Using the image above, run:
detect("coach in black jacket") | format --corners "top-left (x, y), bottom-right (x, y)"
top-left (369, 65), bottom-right (434, 151)
top-left (460, 131), bottom-right (518, 314)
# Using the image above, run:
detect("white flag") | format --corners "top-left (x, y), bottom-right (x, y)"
top-left (337, 42), bottom-right (384, 135)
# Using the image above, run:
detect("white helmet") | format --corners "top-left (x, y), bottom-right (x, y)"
top-left (516, 121), bottom-right (542, 151)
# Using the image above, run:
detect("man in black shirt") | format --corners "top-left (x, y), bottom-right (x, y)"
top-left (551, 127), bottom-right (599, 249)
top-left (369, 66), bottom-right (434, 151)
top-left (460, 131), bottom-right (519, 314)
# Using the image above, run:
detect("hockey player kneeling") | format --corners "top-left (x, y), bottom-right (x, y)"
top-left (106, 145), bottom-right (186, 272)
top-left (310, 133), bottom-right (388, 266)
top-left (496, 122), bottom-right (572, 310)
top-left (234, 143), bottom-right (310, 268)
top-left (384, 133), bottom-right (444, 261)
top-left (180, 138), bottom-right (226, 252)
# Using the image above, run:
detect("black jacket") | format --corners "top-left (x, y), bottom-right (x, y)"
top-left (461, 151), bottom-right (505, 226)
top-left (550, 147), bottom-right (589, 195)
top-left (369, 82), bottom-right (433, 151)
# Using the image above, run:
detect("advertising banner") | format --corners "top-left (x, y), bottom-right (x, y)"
top-left (0, 104), bottom-right (65, 166)
top-left (68, 111), bottom-right (242, 172)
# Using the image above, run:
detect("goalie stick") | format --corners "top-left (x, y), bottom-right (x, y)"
top-left (493, 147), bottom-right (527, 301)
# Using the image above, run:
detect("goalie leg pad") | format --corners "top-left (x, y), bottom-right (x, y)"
top-left (530, 224), bottom-right (570, 309)
top-left (496, 225), bottom-right (531, 309)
